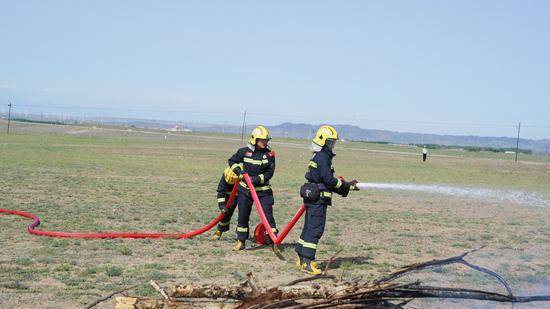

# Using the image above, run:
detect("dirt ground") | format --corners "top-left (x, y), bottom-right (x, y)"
top-left (0, 121), bottom-right (549, 308)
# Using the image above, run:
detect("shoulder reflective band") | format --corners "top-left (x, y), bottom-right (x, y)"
top-left (334, 179), bottom-right (342, 189)
top-left (321, 192), bottom-right (332, 197)
top-left (259, 174), bottom-right (265, 184)
top-left (298, 238), bottom-right (318, 249)
top-left (308, 161), bottom-right (318, 168)
top-left (243, 157), bottom-right (264, 165)
top-left (236, 227), bottom-right (248, 232)
top-left (262, 159), bottom-right (269, 164)
top-left (217, 197), bottom-right (226, 203)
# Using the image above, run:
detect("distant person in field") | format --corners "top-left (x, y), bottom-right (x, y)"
top-left (422, 146), bottom-right (428, 162)
top-left (211, 164), bottom-right (242, 240)
top-left (227, 125), bottom-right (277, 251)
top-left (296, 125), bottom-right (360, 275)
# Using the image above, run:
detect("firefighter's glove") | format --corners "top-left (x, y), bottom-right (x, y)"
top-left (349, 180), bottom-right (360, 191)
top-left (218, 202), bottom-right (228, 212)
top-left (233, 166), bottom-right (243, 179)
top-left (249, 175), bottom-right (260, 185)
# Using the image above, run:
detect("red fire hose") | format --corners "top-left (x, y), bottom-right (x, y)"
top-left (0, 175), bottom-right (306, 243)
top-left (0, 183), bottom-right (239, 239)
top-left (243, 174), bottom-right (306, 245)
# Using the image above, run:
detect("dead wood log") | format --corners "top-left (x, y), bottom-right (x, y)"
top-left (120, 248), bottom-right (550, 308)
top-left (115, 296), bottom-right (239, 309)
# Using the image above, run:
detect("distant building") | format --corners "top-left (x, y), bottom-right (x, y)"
top-left (169, 125), bottom-right (181, 132)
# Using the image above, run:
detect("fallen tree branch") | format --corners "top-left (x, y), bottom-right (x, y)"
top-left (373, 247), bottom-right (484, 285)
top-left (371, 246), bottom-right (514, 297)
top-left (85, 284), bottom-right (139, 309)
top-left (117, 248), bottom-right (550, 308)
top-left (372, 286), bottom-right (550, 303)
top-left (322, 249), bottom-right (343, 275)
top-left (285, 275), bottom-right (337, 287)
top-left (149, 280), bottom-right (169, 300)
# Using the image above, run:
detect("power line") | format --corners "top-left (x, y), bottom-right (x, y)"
top-left (6, 103), bottom-right (550, 131)
top-left (13, 103), bottom-right (243, 115)
top-left (522, 125), bottom-right (550, 129)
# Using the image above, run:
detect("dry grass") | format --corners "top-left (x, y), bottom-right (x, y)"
top-left (0, 120), bottom-right (549, 308)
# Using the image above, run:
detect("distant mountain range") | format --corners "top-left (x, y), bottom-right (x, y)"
top-left (7, 112), bottom-right (550, 154)
top-left (183, 122), bottom-right (550, 154)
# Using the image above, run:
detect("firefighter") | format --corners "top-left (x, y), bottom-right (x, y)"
top-left (211, 165), bottom-right (242, 240)
top-left (296, 125), bottom-right (359, 275)
top-left (228, 125), bottom-right (277, 251)
top-left (422, 146), bottom-right (428, 162)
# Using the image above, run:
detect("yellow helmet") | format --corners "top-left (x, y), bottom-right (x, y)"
top-left (312, 125), bottom-right (338, 147)
top-left (249, 125), bottom-right (271, 145)
top-left (224, 164), bottom-right (242, 184)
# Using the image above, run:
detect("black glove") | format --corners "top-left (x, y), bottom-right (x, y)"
top-left (249, 175), bottom-right (260, 185)
top-left (349, 179), bottom-right (360, 191)
top-left (233, 166), bottom-right (243, 178)
top-left (218, 201), bottom-right (228, 212)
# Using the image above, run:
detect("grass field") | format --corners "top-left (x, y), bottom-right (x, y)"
top-left (1, 120), bottom-right (549, 308)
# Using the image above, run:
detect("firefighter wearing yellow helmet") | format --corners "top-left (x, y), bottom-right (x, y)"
top-left (296, 125), bottom-right (360, 275)
top-left (228, 125), bottom-right (277, 250)
top-left (211, 164), bottom-right (243, 240)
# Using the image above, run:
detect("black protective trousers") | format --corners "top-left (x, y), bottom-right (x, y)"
top-left (295, 202), bottom-right (327, 260)
top-left (217, 195), bottom-right (238, 232)
top-left (236, 193), bottom-right (276, 241)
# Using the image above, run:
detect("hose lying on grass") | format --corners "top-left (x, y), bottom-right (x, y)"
top-left (0, 174), bottom-right (306, 245)
top-left (0, 184), bottom-right (238, 239)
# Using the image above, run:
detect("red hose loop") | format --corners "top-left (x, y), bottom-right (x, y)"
top-left (1, 176), bottom-right (306, 244)
top-left (0, 183), bottom-right (239, 239)
top-left (242, 173), bottom-right (306, 245)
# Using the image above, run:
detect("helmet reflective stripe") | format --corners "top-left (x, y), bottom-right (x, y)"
top-left (312, 125), bottom-right (338, 147)
top-left (249, 125), bottom-right (271, 145)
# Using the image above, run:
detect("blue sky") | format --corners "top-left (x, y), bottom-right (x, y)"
top-left (1, 1), bottom-right (549, 138)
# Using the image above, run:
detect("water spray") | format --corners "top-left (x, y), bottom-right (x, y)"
top-left (356, 183), bottom-right (549, 208)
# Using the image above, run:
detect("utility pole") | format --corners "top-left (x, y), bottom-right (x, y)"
top-left (515, 122), bottom-right (521, 163)
top-left (7, 103), bottom-right (12, 134)
top-left (240, 110), bottom-right (247, 145)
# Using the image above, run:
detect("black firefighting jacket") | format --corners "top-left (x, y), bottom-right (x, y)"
top-left (228, 145), bottom-right (275, 196)
top-left (305, 147), bottom-right (351, 205)
top-left (216, 175), bottom-right (237, 209)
